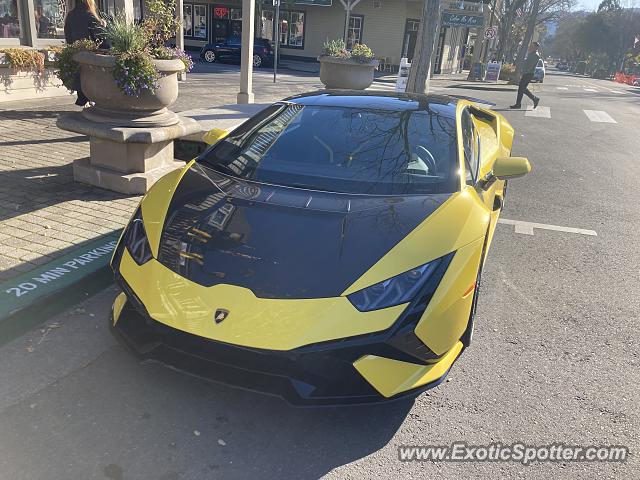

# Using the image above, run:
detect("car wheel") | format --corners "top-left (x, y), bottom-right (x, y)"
top-left (253, 54), bottom-right (263, 68)
top-left (203, 50), bottom-right (216, 63)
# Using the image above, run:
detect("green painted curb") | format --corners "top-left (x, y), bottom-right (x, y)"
top-left (0, 231), bottom-right (122, 345)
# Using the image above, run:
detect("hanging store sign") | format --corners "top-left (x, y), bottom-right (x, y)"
top-left (441, 11), bottom-right (484, 28)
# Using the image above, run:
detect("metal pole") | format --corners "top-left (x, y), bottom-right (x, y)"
top-left (482, 0), bottom-right (498, 64)
top-left (273, 0), bottom-right (280, 83)
top-left (237, 0), bottom-right (255, 104)
top-left (176, 0), bottom-right (186, 81)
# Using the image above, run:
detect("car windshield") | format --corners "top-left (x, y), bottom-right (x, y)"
top-left (197, 103), bottom-right (460, 195)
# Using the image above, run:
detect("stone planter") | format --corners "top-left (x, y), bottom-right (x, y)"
top-left (318, 56), bottom-right (379, 90)
top-left (73, 51), bottom-right (184, 127)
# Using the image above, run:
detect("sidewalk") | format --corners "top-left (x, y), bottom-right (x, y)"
top-left (0, 99), bottom-right (140, 282)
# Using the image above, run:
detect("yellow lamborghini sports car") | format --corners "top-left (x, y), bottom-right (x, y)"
top-left (110, 91), bottom-right (531, 405)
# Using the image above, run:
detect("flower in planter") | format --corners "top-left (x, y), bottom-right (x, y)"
top-left (350, 44), bottom-right (375, 64)
top-left (55, 0), bottom-right (190, 98)
top-left (0, 48), bottom-right (45, 73)
top-left (53, 39), bottom-right (99, 92)
top-left (321, 39), bottom-right (375, 63)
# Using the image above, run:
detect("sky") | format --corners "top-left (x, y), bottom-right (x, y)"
top-left (577, 0), bottom-right (639, 11)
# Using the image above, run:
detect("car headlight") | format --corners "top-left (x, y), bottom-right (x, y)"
top-left (347, 256), bottom-right (449, 312)
top-left (124, 207), bottom-right (152, 265)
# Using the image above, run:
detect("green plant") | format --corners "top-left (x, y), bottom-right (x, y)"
top-left (113, 51), bottom-right (160, 97)
top-left (104, 13), bottom-right (148, 53)
top-left (153, 46), bottom-right (194, 72)
top-left (350, 43), bottom-right (374, 63)
top-left (322, 38), bottom-right (349, 58)
top-left (54, 4), bottom-right (191, 98)
top-left (499, 62), bottom-right (516, 81)
top-left (0, 49), bottom-right (45, 73)
top-left (142, 0), bottom-right (180, 51)
top-left (321, 39), bottom-right (375, 62)
top-left (54, 39), bottom-right (99, 91)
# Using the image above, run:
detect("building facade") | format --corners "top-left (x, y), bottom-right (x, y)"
top-left (181, 0), bottom-right (482, 73)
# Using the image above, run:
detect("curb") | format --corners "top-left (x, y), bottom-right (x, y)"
top-left (0, 231), bottom-right (122, 346)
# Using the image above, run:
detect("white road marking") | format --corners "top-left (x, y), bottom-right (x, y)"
top-left (499, 218), bottom-right (597, 236)
top-left (609, 90), bottom-right (623, 94)
top-left (583, 88), bottom-right (597, 92)
top-left (556, 86), bottom-right (568, 90)
top-left (525, 105), bottom-right (551, 118)
top-left (583, 110), bottom-right (617, 123)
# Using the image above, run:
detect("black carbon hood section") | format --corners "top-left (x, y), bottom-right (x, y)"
top-left (156, 164), bottom-right (450, 299)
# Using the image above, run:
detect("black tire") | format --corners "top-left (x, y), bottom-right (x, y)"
top-left (203, 50), bottom-right (216, 63)
top-left (253, 54), bottom-right (263, 68)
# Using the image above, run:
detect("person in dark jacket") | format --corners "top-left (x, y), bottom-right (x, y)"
top-left (510, 42), bottom-right (541, 110)
top-left (64, 0), bottom-right (107, 106)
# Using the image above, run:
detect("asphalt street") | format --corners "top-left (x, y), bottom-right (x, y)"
top-left (1, 68), bottom-right (639, 479)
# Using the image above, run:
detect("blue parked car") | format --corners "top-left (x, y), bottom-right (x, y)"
top-left (200, 36), bottom-right (274, 68)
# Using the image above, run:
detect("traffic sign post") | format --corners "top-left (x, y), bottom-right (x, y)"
top-left (484, 26), bottom-right (497, 40)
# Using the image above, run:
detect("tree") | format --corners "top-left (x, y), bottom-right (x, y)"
top-left (405, 0), bottom-right (441, 94)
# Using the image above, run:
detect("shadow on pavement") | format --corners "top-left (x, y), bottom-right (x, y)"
top-left (0, 324), bottom-right (414, 479)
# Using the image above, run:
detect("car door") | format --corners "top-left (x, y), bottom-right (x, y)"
top-left (461, 107), bottom-right (504, 257)
top-left (227, 36), bottom-right (242, 62)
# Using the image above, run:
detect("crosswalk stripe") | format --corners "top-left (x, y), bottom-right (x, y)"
top-left (610, 90), bottom-right (623, 94)
top-left (556, 86), bottom-right (568, 90)
top-left (583, 110), bottom-right (617, 123)
top-left (525, 105), bottom-right (551, 118)
top-left (583, 88), bottom-right (597, 92)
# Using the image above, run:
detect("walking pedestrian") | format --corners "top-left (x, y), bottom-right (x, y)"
top-left (64, 0), bottom-right (108, 106)
top-left (510, 42), bottom-right (541, 110)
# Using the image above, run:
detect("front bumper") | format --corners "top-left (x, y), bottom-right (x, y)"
top-left (111, 290), bottom-right (460, 406)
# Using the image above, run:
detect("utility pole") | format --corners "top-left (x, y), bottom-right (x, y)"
top-left (406, 0), bottom-right (442, 93)
top-left (273, 0), bottom-right (280, 83)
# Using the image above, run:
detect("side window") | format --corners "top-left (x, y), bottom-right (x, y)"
top-left (461, 109), bottom-right (479, 185)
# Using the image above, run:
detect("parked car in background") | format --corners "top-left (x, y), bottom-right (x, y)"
top-left (557, 62), bottom-right (569, 71)
top-left (533, 59), bottom-right (545, 82)
top-left (200, 36), bottom-right (274, 68)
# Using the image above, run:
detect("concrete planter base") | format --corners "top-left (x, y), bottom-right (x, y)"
top-left (57, 112), bottom-right (202, 194)
top-left (318, 56), bottom-right (379, 90)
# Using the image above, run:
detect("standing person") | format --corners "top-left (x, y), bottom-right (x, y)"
top-left (64, 0), bottom-right (107, 106)
top-left (510, 41), bottom-right (541, 109)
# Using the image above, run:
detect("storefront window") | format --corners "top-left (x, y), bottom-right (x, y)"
top-left (346, 15), bottom-right (363, 49)
top-left (183, 4), bottom-right (192, 37)
top-left (193, 4), bottom-right (206, 39)
top-left (0, 0), bottom-right (21, 39)
top-left (35, 0), bottom-right (67, 39)
top-left (260, 9), bottom-right (304, 49)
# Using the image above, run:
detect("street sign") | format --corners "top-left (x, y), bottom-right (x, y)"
top-left (485, 61), bottom-right (501, 83)
top-left (441, 11), bottom-right (484, 28)
top-left (396, 57), bottom-right (411, 92)
top-left (484, 26), bottom-right (497, 40)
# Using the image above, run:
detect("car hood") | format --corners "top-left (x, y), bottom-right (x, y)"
top-left (156, 164), bottom-right (450, 299)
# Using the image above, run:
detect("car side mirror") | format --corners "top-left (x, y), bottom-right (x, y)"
top-left (492, 156), bottom-right (531, 180)
top-left (203, 128), bottom-right (229, 145)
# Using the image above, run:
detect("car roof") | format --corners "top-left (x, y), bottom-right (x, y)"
top-left (282, 91), bottom-right (459, 117)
